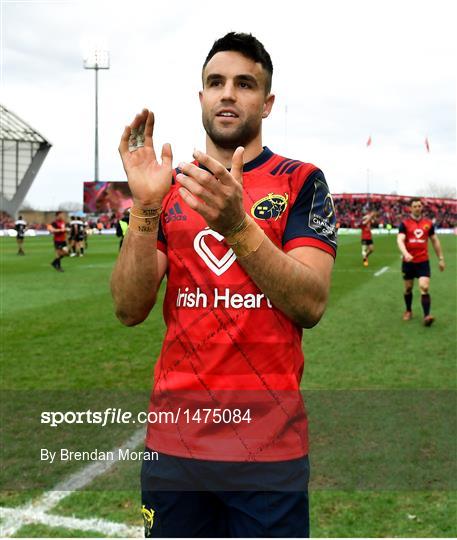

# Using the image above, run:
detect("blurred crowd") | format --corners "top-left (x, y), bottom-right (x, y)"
top-left (2, 195), bottom-right (456, 232)
top-left (0, 211), bottom-right (118, 232)
top-left (333, 195), bottom-right (456, 229)
top-left (0, 212), bottom-right (45, 230)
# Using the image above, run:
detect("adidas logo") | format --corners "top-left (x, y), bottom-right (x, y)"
top-left (164, 202), bottom-right (187, 223)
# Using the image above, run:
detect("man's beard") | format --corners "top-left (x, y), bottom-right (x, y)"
top-left (202, 112), bottom-right (261, 149)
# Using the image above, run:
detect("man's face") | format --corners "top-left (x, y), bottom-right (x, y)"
top-left (411, 201), bottom-right (423, 217)
top-left (199, 51), bottom-right (274, 149)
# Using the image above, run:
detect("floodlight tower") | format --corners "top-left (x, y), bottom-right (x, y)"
top-left (84, 48), bottom-right (110, 182)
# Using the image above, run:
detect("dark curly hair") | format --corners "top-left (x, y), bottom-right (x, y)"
top-left (203, 32), bottom-right (273, 94)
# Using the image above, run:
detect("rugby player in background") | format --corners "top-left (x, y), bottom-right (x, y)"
top-left (111, 32), bottom-right (337, 537)
top-left (75, 217), bottom-right (86, 256)
top-left (14, 215), bottom-right (27, 255)
top-left (68, 215), bottom-right (76, 256)
top-left (397, 198), bottom-right (445, 326)
top-left (116, 209), bottom-right (130, 250)
top-left (48, 211), bottom-right (69, 272)
top-left (360, 211), bottom-right (375, 266)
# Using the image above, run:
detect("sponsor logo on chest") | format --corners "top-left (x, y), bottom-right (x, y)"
top-left (410, 227), bottom-right (426, 243)
top-left (193, 228), bottom-right (237, 276)
top-left (176, 287), bottom-right (272, 309)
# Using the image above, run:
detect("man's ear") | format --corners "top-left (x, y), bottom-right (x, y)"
top-left (262, 93), bottom-right (275, 118)
top-left (198, 90), bottom-right (203, 106)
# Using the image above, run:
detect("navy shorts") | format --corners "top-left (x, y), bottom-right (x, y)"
top-left (361, 239), bottom-right (373, 246)
top-left (141, 450), bottom-right (310, 538)
top-left (402, 260), bottom-right (431, 280)
top-left (54, 241), bottom-right (67, 250)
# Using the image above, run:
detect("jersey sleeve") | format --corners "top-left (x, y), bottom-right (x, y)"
top-left (157, 175), bottom-right (180, 255)
top-left (282, 169), bottom-right (337, 257)
top-left (157, 218), bottom-right (167, 254)
top-left (429, 223), bottom-right (435, 236)
top-left (398, 222), bottom-right (406, 234)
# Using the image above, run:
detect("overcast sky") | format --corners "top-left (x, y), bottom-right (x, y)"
top-left (2, 0), bottom-right (456, 209)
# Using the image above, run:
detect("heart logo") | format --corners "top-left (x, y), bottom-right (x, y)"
top-left (193, 228), bottom-right (237, 276)
top-left (414, 228), bottom-right (424, 239)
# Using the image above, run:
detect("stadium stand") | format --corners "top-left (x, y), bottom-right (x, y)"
top-left (334, 193), bottom-right (456, 229)
top-left (0, 104), bottom-right (52, 217)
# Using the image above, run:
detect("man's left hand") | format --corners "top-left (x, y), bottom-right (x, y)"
top-left (176, 147), bottom-right (245, 236)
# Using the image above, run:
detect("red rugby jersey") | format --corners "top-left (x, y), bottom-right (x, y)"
top-left (51, 220), bottom-right (66, 242)
top-left (399, 217), bottom-right (435, 263)
top-left (361, 221), bottom-right (372, 241)
top-left (146, 147), bottom-right (337, 462)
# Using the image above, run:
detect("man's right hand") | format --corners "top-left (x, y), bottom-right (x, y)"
top-left (118, 109), bottom-right (172, 208)
top-left (404, 252), bottom-right (414, 262)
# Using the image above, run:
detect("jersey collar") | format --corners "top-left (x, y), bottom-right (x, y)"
top-left (242, 146), bottom-right (274, 172)
top-left (196, 146), bottom-right (274, 174)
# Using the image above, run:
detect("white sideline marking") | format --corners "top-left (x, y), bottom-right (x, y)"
top-left (0, 507), bottom-right (143, 538)
top-left (374, 266), bottom-right (389, 277)
top-left (0, 428), bottom-right (145, 537)
top-left (81, 263), bottom-right (113, 268)
top-left (332, 269), bottom-right (372, 272)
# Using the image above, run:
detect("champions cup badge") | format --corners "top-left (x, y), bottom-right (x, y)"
top-left (251, 193), bottom-right (289, 220)
top-left (323, 193), bottom-right (335, 219)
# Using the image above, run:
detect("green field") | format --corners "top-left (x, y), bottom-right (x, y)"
top-left (1, 233), bottom-right (456, 537)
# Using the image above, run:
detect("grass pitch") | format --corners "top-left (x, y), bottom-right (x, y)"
top-left (1, 232), bottom-right (456, 537)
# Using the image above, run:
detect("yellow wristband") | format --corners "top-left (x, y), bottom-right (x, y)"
top-left (130, 206), bottom-right (162, 218)
top-left (225, 215), bottom-right (265, 258)
top-left (128, 206), bottom-right (161, 234)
